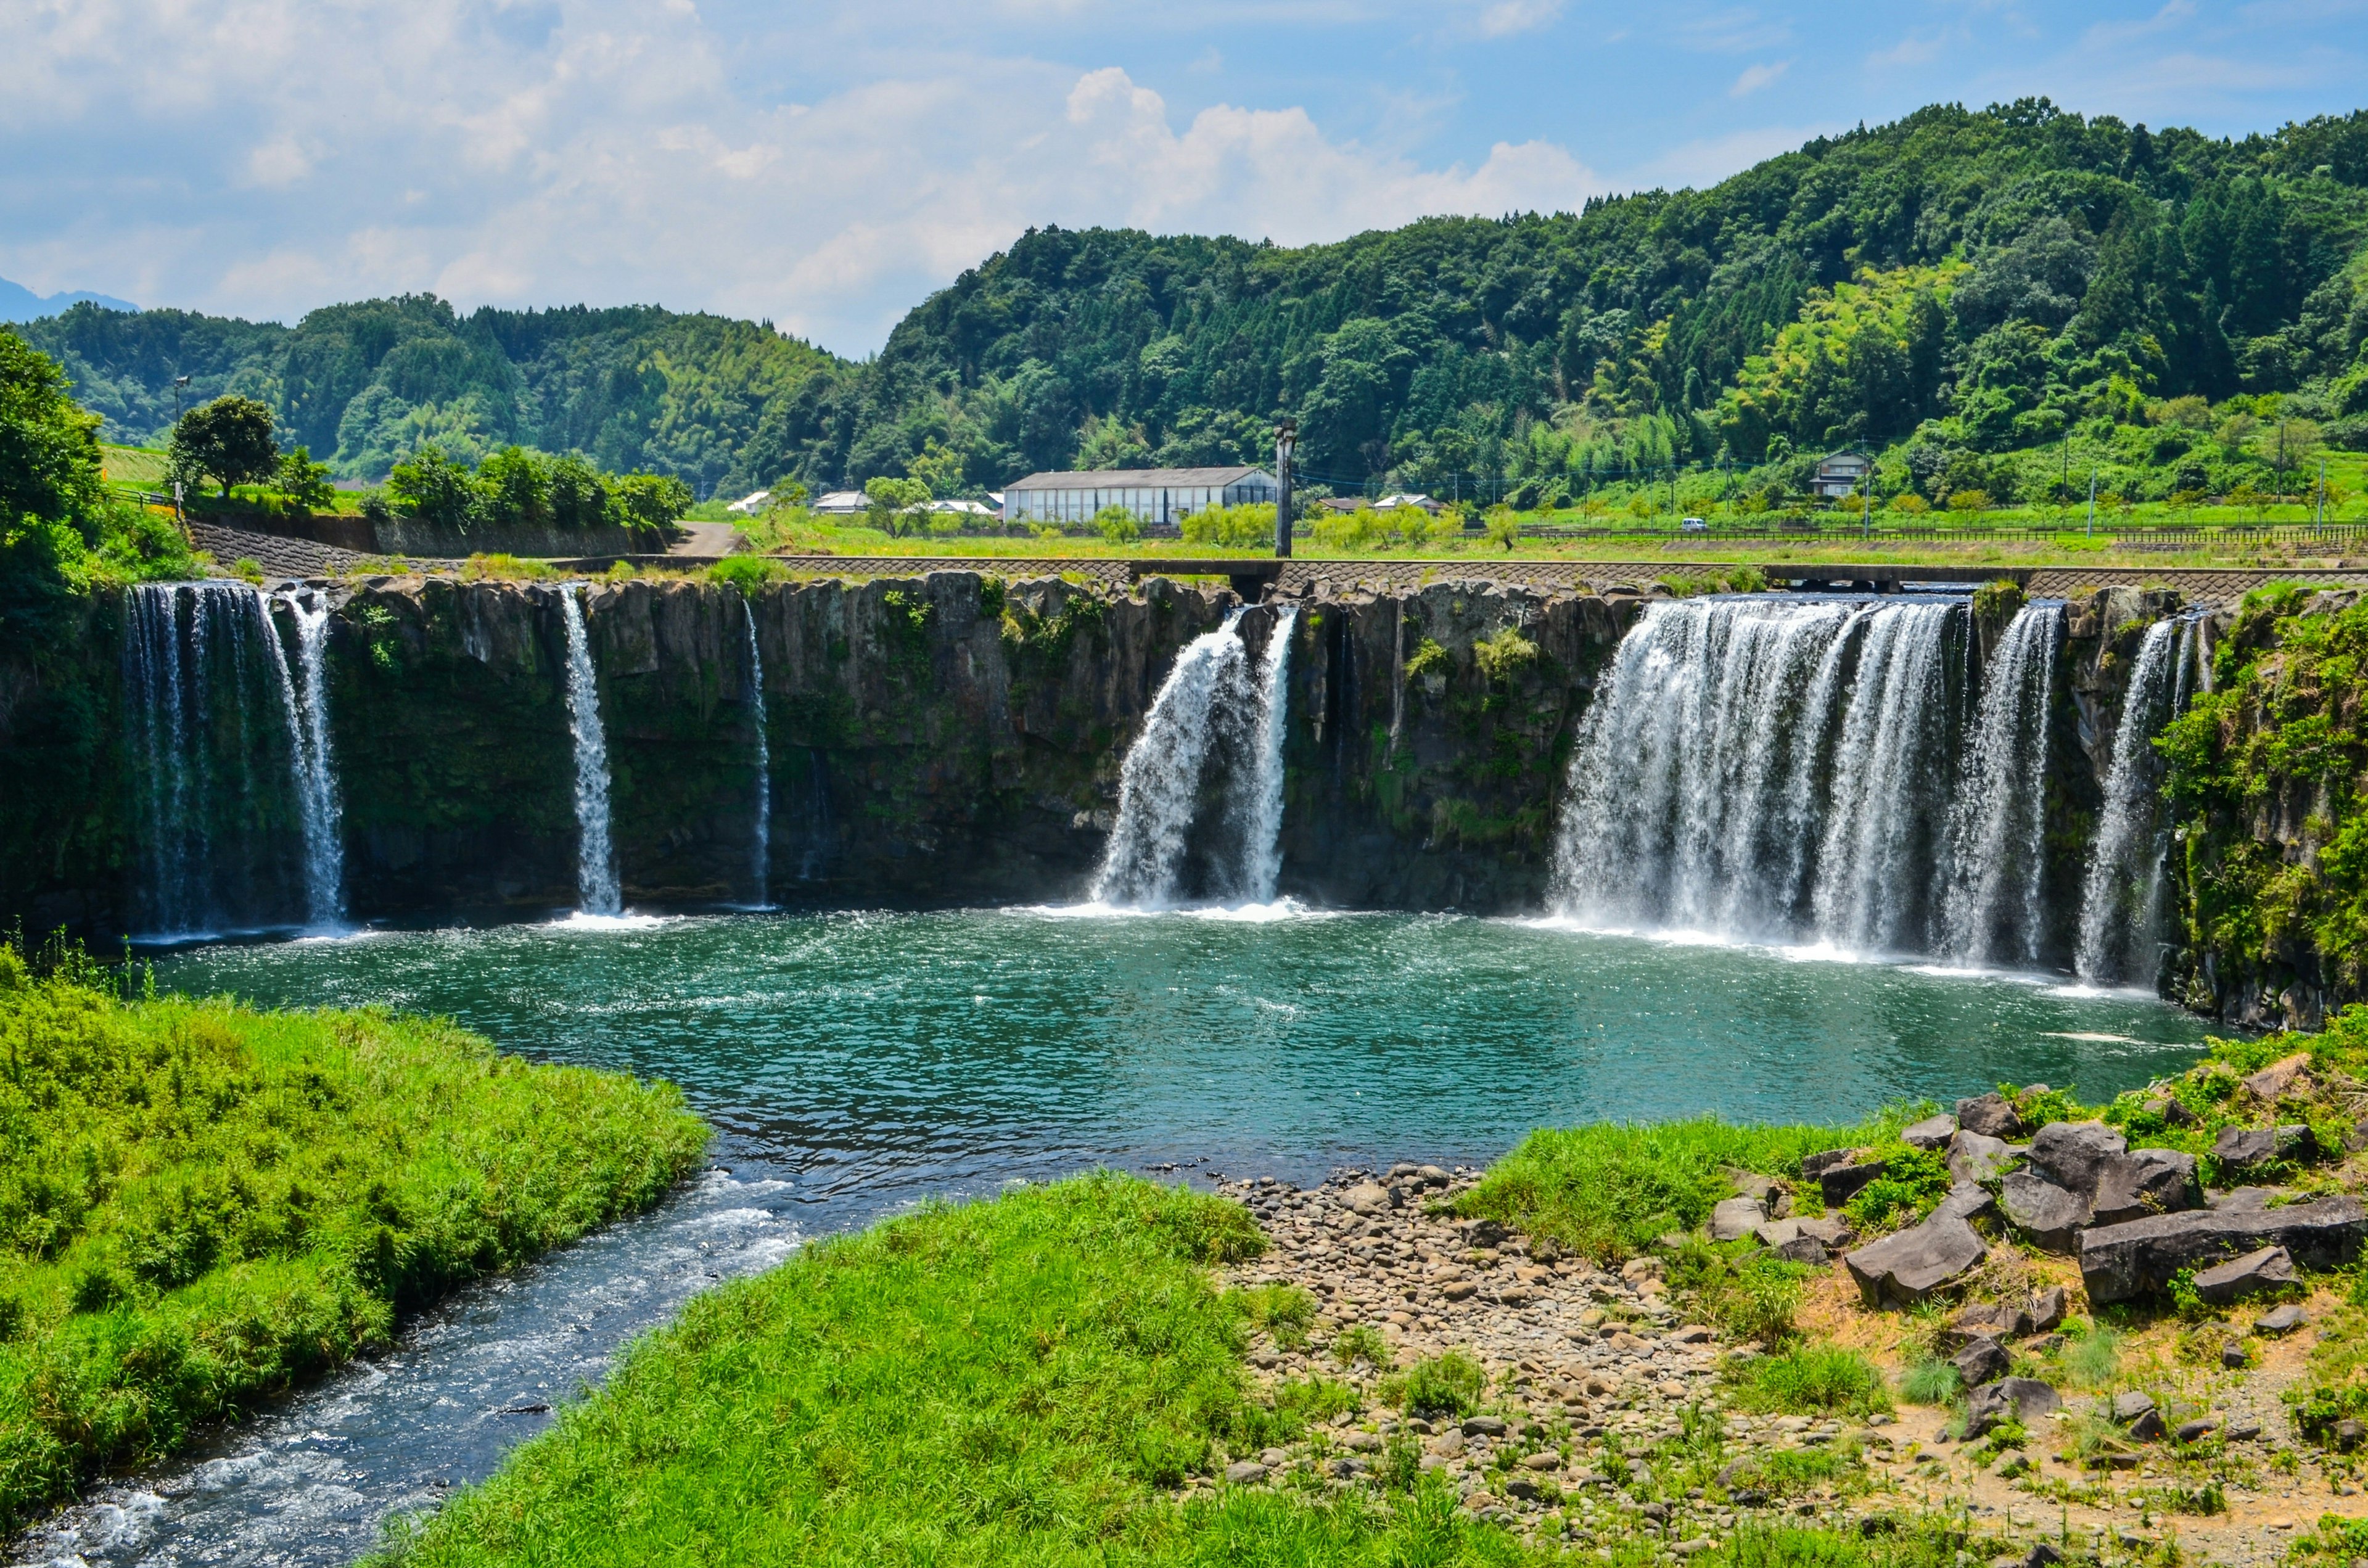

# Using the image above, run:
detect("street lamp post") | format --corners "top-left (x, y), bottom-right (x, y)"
top-left (173, 374), bottom-right (191, 424)
top-left (1273, 419), bottom-right (1297, 560)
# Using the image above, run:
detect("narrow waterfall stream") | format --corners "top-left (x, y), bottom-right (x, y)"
top-left (1937, 602), bottom-right (2064, 967)
top-left (1090, 608), bottom-right (1294, 908)
top-left (559, 587), bottom-right (622, 917)
top-left (2074, 617), bottom-right (2193, 983)
top-left (742, 598), bottom-right (772, 908)
top-left (271, 589), bottom-right (346, 927)
top-left (123, 582), bottom-right (320, 937)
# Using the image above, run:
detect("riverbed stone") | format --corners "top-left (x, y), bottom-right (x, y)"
top-left (2193, 1244), bottom-right (2297, 1304)
top-left (1344, 1181), bottom-right (1392, 1215)
top-left (1843, 1212), bottom-right (1987, 1307)
top-left (2000, 1171), bottom-right (2090, 1252)
top-left (1951, 1337), bottom-right (2011, 1387)
top-left (1965, 1377), bottom-right (2060, 1437)
top-left (1902, 1114), bottom-right (1958, 1151)
top-left (1710, 1197), bottom-right (1767, 1242)
top-left (2079, 1195), bottom-right (2368, 1303)
top-left (1956, 1093), bottom-right (2026, 1139)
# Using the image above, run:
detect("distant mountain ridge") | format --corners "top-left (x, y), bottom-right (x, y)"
top-left (12, 97), bottom-right (2368, 502)
top-left (0, 277), bottom-right (137, 325)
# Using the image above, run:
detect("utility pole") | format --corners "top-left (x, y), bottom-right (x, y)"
top-left (1273, 419), bottom-right (1296, 560)
top-left (173, 374), bottom-right (190, 425)
top-left (1862, 469), bottom-right (1871, 540)
top-left (2086, 469), bottom-right (2097, 540)
top-left (2318, 456), bottom-right (2329, 527)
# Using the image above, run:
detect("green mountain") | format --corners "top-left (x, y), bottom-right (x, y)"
top-left (17, 98), bottom-right (2368, 504)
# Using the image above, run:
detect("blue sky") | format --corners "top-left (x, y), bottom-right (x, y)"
top-left (2, 0), bottom-right (2361, 356)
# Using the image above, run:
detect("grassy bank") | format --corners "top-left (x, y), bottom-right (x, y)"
top-left (0, 947), bottom-right (707, 1533)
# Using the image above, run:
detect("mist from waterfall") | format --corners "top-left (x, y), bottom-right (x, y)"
top-left (1091, 609), bottom-right (1295, 908)
top-left (742, 597), bottom-right (772, 908)
top-left (561, 587), bottom-right (622, 917)
top-left (2074, 616), bottom-right (2196, 984)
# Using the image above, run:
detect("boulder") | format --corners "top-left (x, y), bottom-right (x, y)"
top-left (1951, 1337), bottom-right (2011, 1386)
top-left (1710, 1196), bottom-right (1767, 1242)
top-left (1344, 1181), bottom-right (1392, 1215)
top-left (1902, 1114), bottom-right (1959, 1151)
top-left (2256, 1303), bottom-right (2310, 1336)
top-left (2192, 1244), bottom-right (2297, 1305)
top-left (2000, 1170), bottom-right (2090, 1252)
top-left (2140, 1094), bottom-right (2198, 1126)
top-left (1944, 1300), bottom-right (2035, 1350)
top-left (1956, 1092), bottom-right (2027, 1139)
top-left (1947, 1131), bottom-right (2021, 1185)
top-left (2079, 1195), bottom-right (2368, 1303)
top-left (2212, 1123), bottom-right (2318, 1174)
top-left (1770, 1233), bottom-right (1830, 1266)
top-left (1801, 1147), bottom-right (1863, 1178)
top-left (1725, 1168), bottom-right (1781, 1203)
top-left (1795, 1215), bottom-right (1857, 1247)
top-left (2241, 1051), bottom-right (2314, 1102)
top-left (2029, 1285), bottom-right (2067, 1331)
top-left (2111, 1392), bottom-right (2166, 1442)
top-left (1934, 1183), bottom-right (1996, 1223)
top-left (1225, 1460), bottom-right (1269, 1484)
top-left (2026, 1121), bottom-right (2127, 1196)
top-left (2089, 1148), bottom-right (2200, 1226)
top-left (1817, 1156), bottom-right (1888, 1206)
top-left (1843, 1212), bottom-right (1987, 1307)
top-left (2210, 1186), bottom-right (2280, 1211)
top-left (1965, 1377), bottom-right (2060, 1437)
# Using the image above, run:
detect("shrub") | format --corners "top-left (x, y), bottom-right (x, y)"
top-left (1332, 1323), bottom-right (1391, 1368)
top-left (1722, 1345), bottom-right (1893, 1417)
top-left (1671, 1241), bottom-right (1810, 1345)
top-left (1896, 1357), bottom-right (1962, 1406)
top-left (709, 555), bottom-right (787, 591)
top-left (1472, 625), bottom-right (1539, 681)
top-left (1240, 1283), bottom-right (1317, 1350)
top-left (1380, 1351), bottom-right (1487, 1419)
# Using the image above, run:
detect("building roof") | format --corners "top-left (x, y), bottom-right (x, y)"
top-left (1004, 466), bottom-right (1272, 490)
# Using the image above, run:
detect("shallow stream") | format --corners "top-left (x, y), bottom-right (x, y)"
top-left (20, 908), bottom-right (2218, 1565)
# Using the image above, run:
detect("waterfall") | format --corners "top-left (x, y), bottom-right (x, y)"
top-left (2074, 617), bottom-right (2189, 983)
top-left (1937, 602), bottom-right (2065, 967)
top-left (123, 581), bottom-right (313, 937)
top-left (742, 597), bottom-right (772, 907)
top-left (1551, 596), bottom-right (1960, 948)
top-left (271, 590), bottom-right (345, 926)
top-left (560, 587), bottom-right (622, 916)
top-left (1243, 607), bottom-right (1296, 903)
top-left (1092, 614), bottom-right (1250, 908)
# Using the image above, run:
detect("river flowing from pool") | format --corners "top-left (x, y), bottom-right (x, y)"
top-left (21, 909), bottom-right (2217, 1566)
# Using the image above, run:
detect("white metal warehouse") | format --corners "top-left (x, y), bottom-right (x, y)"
top-left (1001, 466), bottom-right (1278, 525)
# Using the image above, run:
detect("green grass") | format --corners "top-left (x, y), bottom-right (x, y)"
top-left (372, 1174), bottom-right (1564, 1567)
top-left (0, 949), bottom-right (708, 1532)
top-left (1453, 1117), bottom-right (1893, 1262)
top-left (1722, 1347), bottom-right (1894, 1418)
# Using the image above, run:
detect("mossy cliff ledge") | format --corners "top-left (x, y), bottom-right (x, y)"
top-left (2, 573), bottom-right (1659, 929)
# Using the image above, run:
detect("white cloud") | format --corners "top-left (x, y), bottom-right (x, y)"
top-left (0, 4), bottom-right (1600, 352)
top-left (1730, 59), bottom-right (1790, 96)
top-left (1474, 0), bottom-right (1564, 37)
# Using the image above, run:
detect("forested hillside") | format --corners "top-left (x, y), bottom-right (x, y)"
top-left (18, 98), bottom-right (2368, 507)
top-left (15, 298), bottom-right (841, 499)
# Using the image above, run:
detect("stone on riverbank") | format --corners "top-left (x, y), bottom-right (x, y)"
top-left (2192, 1244), bottom-right (2297, 1304)
top-left (2079, 1195), bottom-right (2368, 1303)
top-left (1843, 1212), bottom-right (1986, 1307)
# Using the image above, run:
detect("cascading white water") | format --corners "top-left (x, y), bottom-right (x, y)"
top-left (560, 586), bottom-right (622, 916)
top-left (1092, 614), bottom-right (1251, 908)
top-left (1937, 602), bottom-right (2065, 967)
top-left (269, 589), bottom-right (345, 926)
top-left (123, 581), bottom-right (319, 935)
top-left (2074, 617), bottom-right (2189, 983)
top-left (742, 597), bottom-right (772, 907)
top-left (1551, 596), bottom-right (1960, 948)
top-left (1242, 606), bottom-right (1296, 903)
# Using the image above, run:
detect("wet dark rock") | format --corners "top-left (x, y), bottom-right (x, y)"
top-left (1843, 1212), bottom-right (1986, 1307)
top-left (1965, 1377), bottom-right (2060, 1437)
top-left (2192, 1244), bottom-right (2297, 1304)
top-left (1955, 1093), bottom-right (2027, 1139)
top-left (2079, 1196), bottom-right (2368, 1303)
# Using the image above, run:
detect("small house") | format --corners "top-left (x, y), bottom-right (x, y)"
top-left (1813, 452), bottom-right (1873, 501)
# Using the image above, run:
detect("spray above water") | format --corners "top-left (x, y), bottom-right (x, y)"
top-left (560, 586), bottom-right (621, 917)
top-left (1091, 607), bottom-right (1294, 909)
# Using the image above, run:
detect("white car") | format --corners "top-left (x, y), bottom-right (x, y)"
top-left (1679, 516), bottom-right (1709, 532)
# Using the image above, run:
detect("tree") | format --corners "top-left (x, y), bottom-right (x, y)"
top-left (0, 331), bottom-right (102, 540)
top-left (477, 446), bottom-right (551, 528)
top-left (276, 446), bottom-right (336, 509)
top-left (169, 395), bottom-right (279, 497)
top-left (1483, 505), bottom-right (1521, 551)
top-left (546, 453), bottom-right (609, 529)
top-left (1093, 504), bottom-right (1141, 545)
top-left (387, 446), bottom-right (480, 530)
top-left (864, 475), bottom-right (930, 536)
top-left (609, 473), bottom-right (693, 535)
